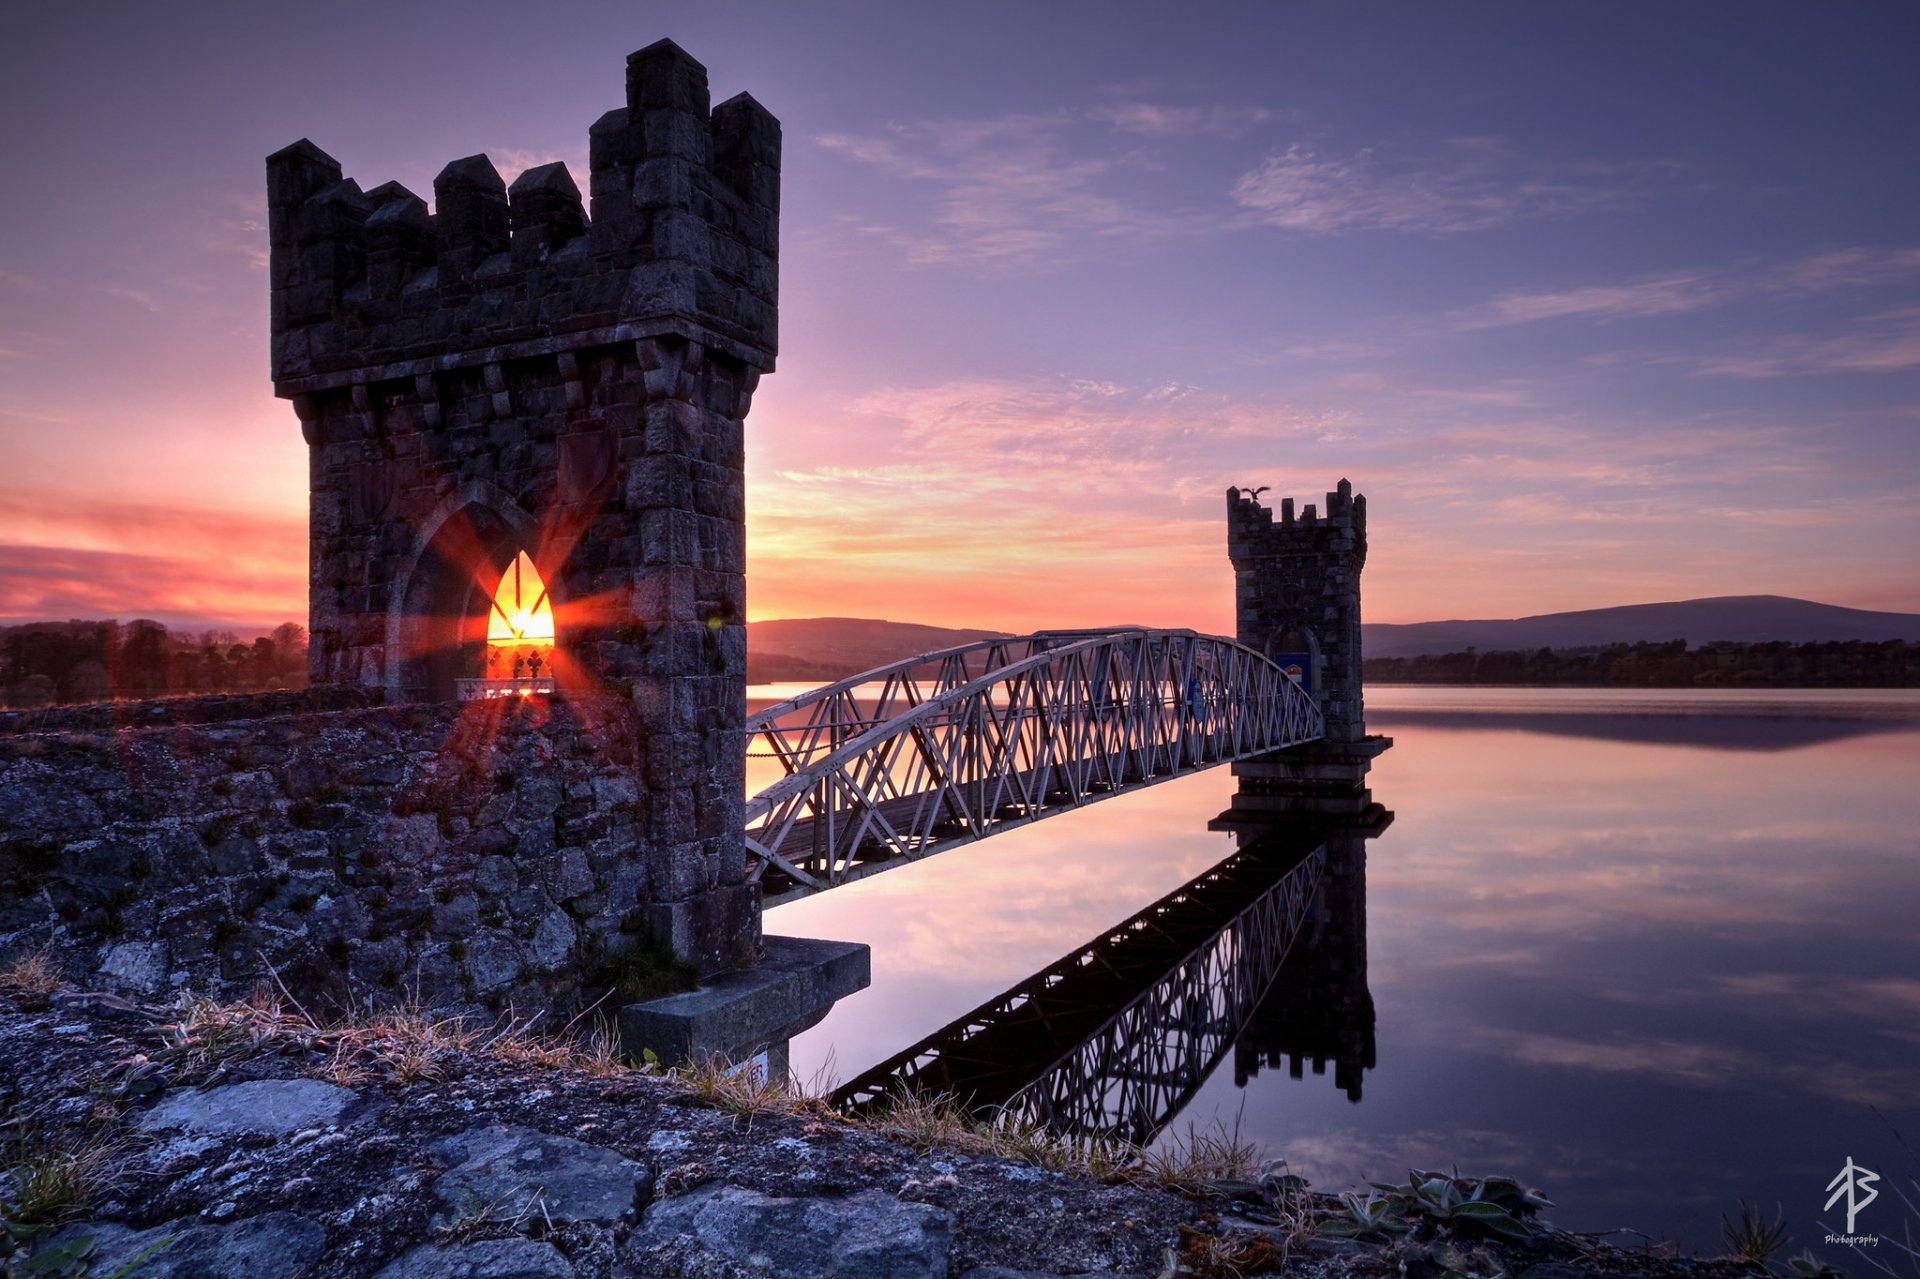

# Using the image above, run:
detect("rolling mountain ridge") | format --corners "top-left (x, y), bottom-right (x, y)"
top-left (1360, 595), bottom-right (1920, 659)
top-left (747, 597), bottom-right (1920, 679)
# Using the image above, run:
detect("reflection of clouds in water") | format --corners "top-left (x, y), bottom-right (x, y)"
top-left (1470, 1028), bottom-right (1917, 1109)
top-left (1364, 727), bottom-right (1919, 957)
top-left (775, 769), bottom-right (1242, 1082)
top-left (1277, 1125), bottom-right (1698, 1222)
top-left (1277, 1125), bottom-right (1548, 1191)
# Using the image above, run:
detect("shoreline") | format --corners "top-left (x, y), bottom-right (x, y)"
top-left (0, 981), bottom-right (1787, 1279)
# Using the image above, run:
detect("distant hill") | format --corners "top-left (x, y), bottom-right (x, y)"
top-left (747, 617), bottom-right (1008, 683)
top-left (745, 597), bottom-right (1920, 684)
top-left (1362, 595), bottom-right (1920, 659)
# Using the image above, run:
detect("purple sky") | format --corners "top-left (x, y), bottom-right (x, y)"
top-left (2, 2), bottom-right (1917, 633)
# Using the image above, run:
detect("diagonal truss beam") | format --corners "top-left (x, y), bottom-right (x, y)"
top-left (745, 629), bottom-right (1323, 903)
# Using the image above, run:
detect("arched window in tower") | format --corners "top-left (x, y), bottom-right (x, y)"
top-left (475, 551), bottom-right (556, 697)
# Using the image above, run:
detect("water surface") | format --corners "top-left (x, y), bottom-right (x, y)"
top-left (763, 686), bottom-right (1920, 1252)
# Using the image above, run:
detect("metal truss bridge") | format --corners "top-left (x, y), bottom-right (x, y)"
top-left (832, 832), bottom-right (1331, 1143)
top-left (743, 629), bottom-right (1323, 904)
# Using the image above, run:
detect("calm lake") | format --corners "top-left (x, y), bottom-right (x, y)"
top-left (757, 685), bottom-right (1920, 1254)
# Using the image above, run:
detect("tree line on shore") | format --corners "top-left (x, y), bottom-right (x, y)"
top-left (0, 619), bottom-right (310, 708)
top-left (1362, 638), bottom-right (1919, 687)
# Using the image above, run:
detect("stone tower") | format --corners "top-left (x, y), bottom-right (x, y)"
top-left (1226, 480), bottom-right (1367, 743)
top-left (265, 39), bottom-right (778, 972)
top-left (1222, 481), bottom-right (1388, 820)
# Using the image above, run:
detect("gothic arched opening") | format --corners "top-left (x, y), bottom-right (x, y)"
top-left (482, 550), bottom-right (556, 696)
top-left (386, 496), bottom-right (549, 703)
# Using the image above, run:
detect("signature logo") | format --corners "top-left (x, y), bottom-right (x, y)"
top-left (1825, 1157), bottom-right (1880, 1235)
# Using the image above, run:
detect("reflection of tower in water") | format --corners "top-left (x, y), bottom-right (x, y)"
top-left (834, 761), bottom-right (1390, 1144)
top-left (1211, 736), bottom-right (1389, 1106)
top-left (1232, 821), bottom-right (1376, 1101)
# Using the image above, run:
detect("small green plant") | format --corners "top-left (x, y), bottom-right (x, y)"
top-left (1320, 1169), bottom-right (1550, 1243)
top-left (1386, 1237), bottom-right (1512, 1279)
top-left (1, 1224), bottom-right (170, 1279)
top-left (1786, 1249), bottom-right (1848, 1278)
top-left (1723, 1199), bottom-right (1790, 1263)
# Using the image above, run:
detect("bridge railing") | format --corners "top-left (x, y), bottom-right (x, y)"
top-left (744, 629), bottom-right (1322, 902)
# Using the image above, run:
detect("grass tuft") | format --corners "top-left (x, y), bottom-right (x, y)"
top-left (0, 948), bottom-right (65, 1010)
top-left (1, 1125), bottom-right (118, 1225)
top-left (861, 1089), bottom-right (1242, 1186)
top-left (1136, 1120), bottom-right (1262, 1192)
top-left (670, 1053), bottom-right (830, 1120)
top-left (1722, 1199), bottom-right (1790, 1263)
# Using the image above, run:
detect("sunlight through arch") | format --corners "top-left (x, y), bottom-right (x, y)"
top-left (476, 551), bottom-right (555, 696)
top-left (487, 550), bottom-right (554, 648)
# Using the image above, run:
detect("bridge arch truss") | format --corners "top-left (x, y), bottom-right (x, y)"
top-left (744, 629), bottom-right (1323, 903)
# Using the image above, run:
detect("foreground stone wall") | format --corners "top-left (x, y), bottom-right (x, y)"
top-left (0, 691), bottom-right (738, 1019)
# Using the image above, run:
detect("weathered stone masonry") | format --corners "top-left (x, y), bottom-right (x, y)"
top-left (269, 39), bottom-right (778, 975)
top-left (0, 692), bottom-right (686, 1018)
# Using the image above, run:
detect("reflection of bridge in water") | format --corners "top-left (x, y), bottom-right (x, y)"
top-left (832, 790), bottom-right (1389, 1145)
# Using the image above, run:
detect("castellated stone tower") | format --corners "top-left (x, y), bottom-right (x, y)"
top-left (1222, 480), bottom-right (1389, 822)
top-left (265, 39), bottom-right (778, 973)
top-left (1226, 480), bottom-right (1367, 744)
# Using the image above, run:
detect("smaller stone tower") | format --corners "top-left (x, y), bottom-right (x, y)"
top-left (1227, 479), bottom-right (1367, 742)
top-left (1222, 480), bottom-right (1388, 820)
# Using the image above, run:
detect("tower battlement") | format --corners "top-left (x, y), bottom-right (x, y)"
top-left (267, 39), bottom-right (779, 396)
top-left (1226, 477), bottom-right (1366, 558)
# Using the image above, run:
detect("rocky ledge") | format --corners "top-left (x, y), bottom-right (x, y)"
top-left (0, 985), bottom-right (1758, 1279)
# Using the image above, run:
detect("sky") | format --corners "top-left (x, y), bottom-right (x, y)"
top-left (1, 1), bottom-right (1917, 635)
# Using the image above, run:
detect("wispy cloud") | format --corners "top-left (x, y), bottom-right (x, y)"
top-left (817, 112), bottom-right (1187, 263)
top-left (1088, 101), bottom-right (1276, 136)
top-left (1683, 306), bottom-right (1920, 377)
top-left (1231, 137), bottom-right (1646, 235)
top-left (99, 286), bottom-right (161, 314)
top-left (1461, 275), bottom-right (1727, 328)
top-left (1458, 244), bottom-right (1920, 329)
top-left (747, 376), bottom-right (1347, 627)
top-left (0, 494), bottom-right (304, 628)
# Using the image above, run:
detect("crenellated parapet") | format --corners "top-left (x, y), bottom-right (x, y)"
top-left (1226, 479), bottom-right (1369, 746)
top-left (267, 38), bottom-right (779, 398)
